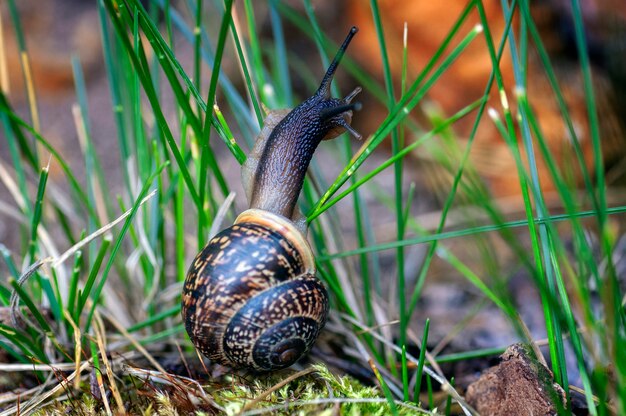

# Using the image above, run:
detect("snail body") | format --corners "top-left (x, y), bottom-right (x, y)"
top-left (182, 27), bottom-right (361, 371)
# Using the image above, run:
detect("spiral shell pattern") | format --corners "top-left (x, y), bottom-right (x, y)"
top-left (182, 210), bottom-right (329, 371)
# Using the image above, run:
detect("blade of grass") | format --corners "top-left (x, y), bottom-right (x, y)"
top-left (0, 323), bottom-right (48, 363)
top-left (84, 162), bottom-right (167, 331)
top-left (72, 56), bottom-right (113, 234)
top-left (370, 0), bottom-right (409, 355)
top-left (269, 0), bottom-right (292, 107)
top-left (445, 378), bottom-right (455, 416)
top-left (401, 345), bottom-right (409, 402)
top-left (66, 249), bottom-right (83, 318)
top-left (307, 21), bottom-right (484, 221)
top-left (127, 305), bottom-right (180, 333)
top-left (6, 0), bottom-right (41, 136)
top-left (319, 205), bottom-right (626, 260)
top-left (3, 112), bottom-right (31, 219)
top-left (0, 244), bottom-right (20, 282)
top-left (0, 94), bottom-right (37, 167)
top-left (243, 0), bottom-right (273, 107)
top-left (97, 0), bottom-right (131, 192)
top-left (435, 345), bottom-right (505, 364)
top-left (402, 0), bottom-right (518, 336)
top-left (9, 278), bottom-right (52, 333)
top-left (311, 99), bottom-right (482, 218)
top-left (198, 0), bottom-right (235, 244)
top-left (0, 109), bottom-right (96, 219)
top-left (413, 319), bottom-right (429, 404)
top-left (227, 10), bottom-right (263, 129)
top-left (89, 339), bottom-right (112, 415)
top-left (569, 0), bottom-right (624, 409)
top-left (479, 2), bottom-right (574, 394)
top-left (369, 359), bottom-right (399, 416)
top-left (75, 236), bottom-right (112, 323)
top-left (192, 0), bottom-right (203, 102)
top-left (28, 164), bottom-right (63, 322)
top-left (0, 339), bottom-right (31, 363)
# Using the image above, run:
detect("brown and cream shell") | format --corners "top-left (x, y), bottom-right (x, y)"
top-left (182, 210), bottom-right (328, 371)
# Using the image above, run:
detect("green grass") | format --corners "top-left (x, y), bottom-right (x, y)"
top-left (1, 0), bottom-right (625, 414)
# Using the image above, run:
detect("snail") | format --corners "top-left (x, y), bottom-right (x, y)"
top-left (182, 27), bottom-right (362, 371)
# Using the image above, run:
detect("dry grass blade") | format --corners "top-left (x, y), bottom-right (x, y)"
top-left (315, 209), bottom-right (364, 322)
top-left (239, 367), bottom-right (316, 414)
top-left (92, 353), bottom-right (113, 416)
top-left (94, 312), bottom-right (125, 414)
top-left (0, 362), bottom-right (78, 372)
top-left (0, 160), bottom-right (27, 211)
top-left (51, 189), bottom-right (158, 268)
top-left (99, 308), bottom-right (167, 374)
top-left (20, 52), bottom-right (40, 132)
top-left (0, 385), bottom-right (45, 406)
top-left (62, 310), bottom-right (83, 390)
top-left (240, 397), bottom-right (431, 416)
top-left (0, 351), bottom-right (144, 372)
top-left (208, 191), bottom-right (237, 239)
top-left (355, 319), bottom-right (400, 335)
top-left (72, 103), bottom-right (108, 225)
top-left (9, 256), bottom-right (53, 330)
top-left (124, 364), bottom-right (226, 413)
top-left (0, 360), bottom-right (91, 416)
top-left (124, 365), bottom-right (208, 399)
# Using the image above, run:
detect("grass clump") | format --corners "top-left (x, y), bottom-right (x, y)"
top-left (0, 0), bottom-right (625, 414)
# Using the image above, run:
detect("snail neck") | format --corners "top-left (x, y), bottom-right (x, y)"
top-left (249, 98), bottom-right (326, 222)
top-left (245, 26), bottom-right (361, 225)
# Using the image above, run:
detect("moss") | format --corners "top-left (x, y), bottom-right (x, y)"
top-left (31, 363), bottom-right (425, 415)
top-left (210, 363), bottom-right (424, 415)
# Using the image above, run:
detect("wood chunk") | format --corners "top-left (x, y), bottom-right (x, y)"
top-left (466, 344), bottom-right (566, 416)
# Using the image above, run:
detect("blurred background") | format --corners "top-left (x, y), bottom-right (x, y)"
top-left (3, 0), bottom-right (626, 191)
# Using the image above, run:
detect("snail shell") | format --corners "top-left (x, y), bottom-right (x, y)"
top-left (182, 210), bottom-right (329, 371)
